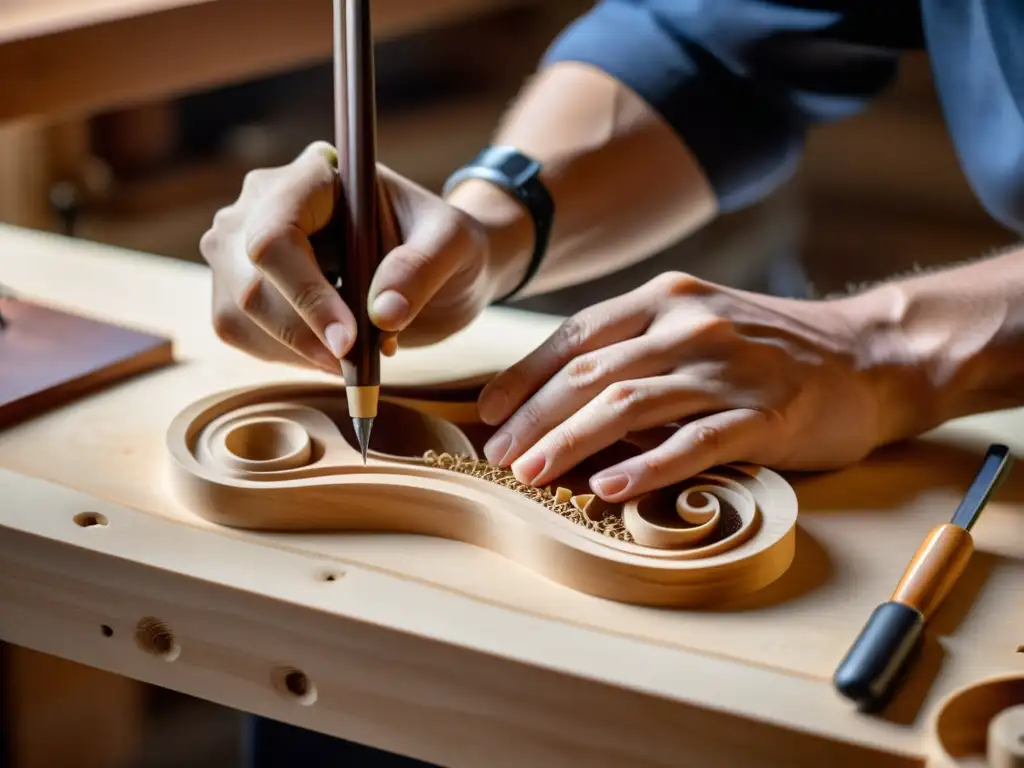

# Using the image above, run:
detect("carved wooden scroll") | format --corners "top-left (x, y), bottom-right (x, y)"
top-left (927, 674), bottom-right (1024, 767)
top-left (166, 382), bottom-right (800, 607)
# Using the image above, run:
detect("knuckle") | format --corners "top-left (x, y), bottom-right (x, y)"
top-left (690, 422), bottom-right (723, 453)
top-left (394, 243), bottom-right (434, 275)
top-left (516, 402), bottom-right (542, 430)
top-left (602, 381), bottom-right (643, 414)
top-left (551, 315), bottom-right (590, 358)
top-left (694, 315), bottom-right (734, 339)
top-left (211, 205), bottom-right (234, 230)
top-left (241, 168), bottom-right (269, 194)
top-left (245, 223), bottom-right (292, 267)
top-left (290, 281), bottom-right (332, 315)
top-left (198, 228), bottom-right (219, 261)
top-left (237, 276), bottom-right (267, 316)
top-left (639, 449), bottom-right (671, 476)
top-left (277, 321), bottom-right (297, 348)
top-left (551, 426), bottom-right (580, 456)
top-left (655, 270), bottom-right (702, 297)
top-left (211, 308), bottom-right (245, 346)
top-left (564, 353), bottom-right (601, 390)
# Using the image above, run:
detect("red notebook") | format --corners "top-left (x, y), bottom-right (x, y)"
top-left (0, 297), bottom-right (174, 428)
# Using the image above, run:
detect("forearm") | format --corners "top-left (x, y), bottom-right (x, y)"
top-left (846, 243), bottom-right (1024, 439)
top-left (445, 61), bottom-right (717, 299)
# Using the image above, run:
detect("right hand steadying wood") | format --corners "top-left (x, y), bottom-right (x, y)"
top-left (199, 140), bottom-right (507, 373)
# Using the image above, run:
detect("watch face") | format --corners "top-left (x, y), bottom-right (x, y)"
top-left (484, 147), bottom-right (540, 187)
top-left (501, 153), bottom-right (535, 184)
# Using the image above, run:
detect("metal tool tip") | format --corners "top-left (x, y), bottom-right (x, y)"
top-left (353, 417), bottom-right (373, 465)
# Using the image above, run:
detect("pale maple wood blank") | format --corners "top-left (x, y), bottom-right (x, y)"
top-left (989, 705), bottom-right (1024, 768)
top-left (927, 673), bottom-right (1024, 767)
top-left (165, 382), bottom-right (800, 607)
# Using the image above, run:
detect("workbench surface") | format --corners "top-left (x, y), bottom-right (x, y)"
top-left (0, 0), bottom-right (525, 121)
top-left (0, 224), bottom-right (1021, 767)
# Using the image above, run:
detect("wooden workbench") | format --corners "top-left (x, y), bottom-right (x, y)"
top-left (0, 223), bottom-right (1021, 766)
top-left (0, 0), bottom-right (528, 121)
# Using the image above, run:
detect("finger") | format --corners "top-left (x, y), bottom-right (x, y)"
top-left (244, 142), bottom-right (356, 359)
top-left (211, 278), bottom-right (336, 372)
top-left (368, 169), bottom-right (479, 333)
top-left (587, 408), bottom-right (771, 501)
top-left (381, 332), bottom-right (399, 357)
top-left (508, 375), bottom-right (725, 487)
top-left (234, 272), bottom-right (342, 373)
top-left (482, 334), bottom-right (678, 466)
top-left (478, 285), bottom-right (662, 426)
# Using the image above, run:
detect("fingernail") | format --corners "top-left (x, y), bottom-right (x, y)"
top-left (479, 388), bottom-right (508, 425)
top-left (484, 432), bottom-right (514, 466)
top-left (512, 452), bottom-right (546, 486)
top-left (324, 322), bottom-right (350, 358)
top-left (591, 472), bottom-right (630, 497)
top-left (371, 290), bottom-right (409, 329)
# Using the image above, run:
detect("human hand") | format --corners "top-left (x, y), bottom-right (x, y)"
top-left (200, 141), bottom-right (497, 372)
top-left (477, 272), bottom-right (918, 502)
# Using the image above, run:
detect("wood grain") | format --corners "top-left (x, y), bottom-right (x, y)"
top-left (989, 704), bottom-right (1024, 768)
top-left (0, 0), bottom-right (528, 121)
top-left (891, 523), bottom-right (974, 620)
top-left (927, 674), bottom-right (1024, 767)
top-left (1, 225), bottom-right (1023, 763)
top-left (0, 297), bottom-right (173, 428)
top-left (0, 468), bottom-right (920, 768)
top-left (165, 382), bottom-right (800, 606)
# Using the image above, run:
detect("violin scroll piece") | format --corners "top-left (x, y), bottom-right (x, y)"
top-left (166, 382), bottom-right (800, 607)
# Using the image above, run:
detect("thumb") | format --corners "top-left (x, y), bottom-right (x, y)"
top-left (367, 173), bottom-right (482, 333)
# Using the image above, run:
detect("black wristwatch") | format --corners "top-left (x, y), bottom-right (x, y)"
top-left (442, 146), bottom-right (553, 303)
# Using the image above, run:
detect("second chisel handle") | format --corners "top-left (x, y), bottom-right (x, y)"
top-left (891, 523), bottom-right (973, 621)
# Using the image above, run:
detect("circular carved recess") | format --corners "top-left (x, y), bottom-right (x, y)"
top-left (927, 674), bottom-right (1024, 767)
top-left (186, 388), bottom-right (477, 479)
top-left (216, 416), bottom-right (313, 472)
top-left (167, 383), bottom-right (800, 605)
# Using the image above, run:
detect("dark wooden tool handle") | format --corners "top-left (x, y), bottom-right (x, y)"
top-left (890, 523), bottom-right (974, 620)
top-left (337, 0), bottom-right (381, 390)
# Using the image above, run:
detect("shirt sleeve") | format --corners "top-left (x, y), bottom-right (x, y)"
top-left (541, 0), bottom-right (903, 213)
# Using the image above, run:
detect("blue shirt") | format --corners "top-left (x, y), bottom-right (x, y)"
top-left (543, 0), bottom-right (1024, 235)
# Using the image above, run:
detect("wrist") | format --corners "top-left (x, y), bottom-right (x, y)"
top-left (445, 177), bottom-right (535, 303)
top-left (833, 285), bottom-right (947, 445)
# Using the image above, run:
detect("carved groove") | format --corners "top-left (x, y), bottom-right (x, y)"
top-left (422, 450), bottom-right (634, 542)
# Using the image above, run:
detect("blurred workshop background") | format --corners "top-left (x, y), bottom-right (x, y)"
top-left (0, 1), bottom-right (1020, 766)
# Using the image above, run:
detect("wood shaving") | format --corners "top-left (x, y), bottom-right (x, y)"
top-left (422, 451), bottom-right (633, 543)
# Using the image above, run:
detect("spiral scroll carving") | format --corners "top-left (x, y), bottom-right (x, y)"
top-left (167, 383), bottom-right (800, 606)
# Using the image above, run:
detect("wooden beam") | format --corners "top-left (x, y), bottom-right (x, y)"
top-left (0, 0), bottom-right (525, 122)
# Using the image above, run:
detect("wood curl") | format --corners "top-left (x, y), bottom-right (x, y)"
top-left (421, 450), bottom-right (634, 542)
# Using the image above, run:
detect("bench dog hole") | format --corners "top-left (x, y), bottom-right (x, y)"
top-left (74, 512), bottom-right (108, 528)
top-left (101, 625), bottom-right (113, 637)
top-left (272, 666), bottom-right (318, 706)
top-left (134, 617), bottom-right (180, 661)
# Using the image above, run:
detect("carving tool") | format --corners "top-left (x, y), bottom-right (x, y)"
top-left (333, 0), bottom-right (381, 463)
top-left (833, 442), bottom-right (1014, 710)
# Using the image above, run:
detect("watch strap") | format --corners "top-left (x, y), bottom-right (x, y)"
top-left (442, 146), bottom-right (553, 303)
